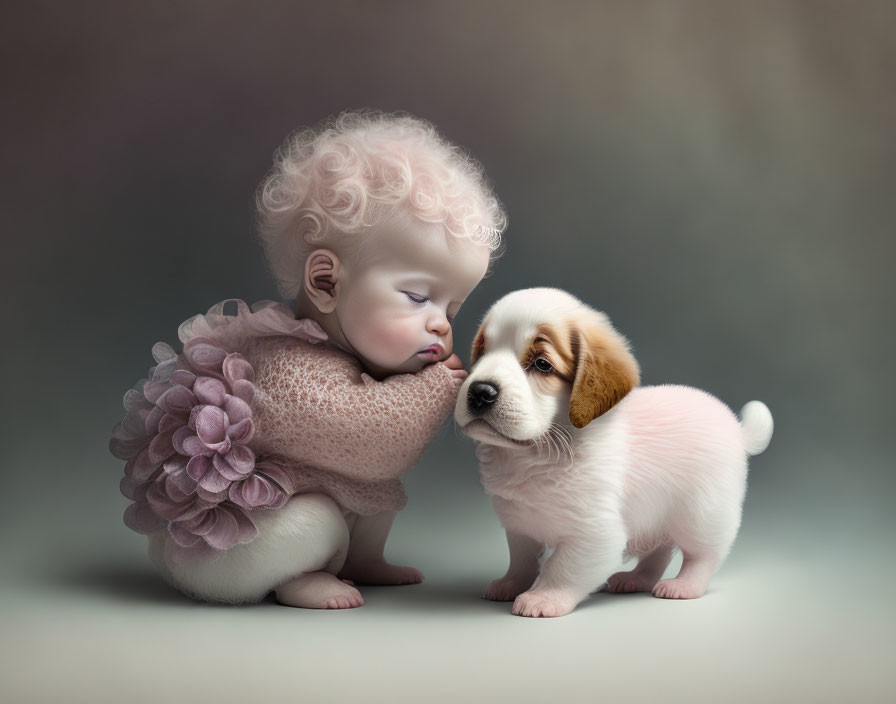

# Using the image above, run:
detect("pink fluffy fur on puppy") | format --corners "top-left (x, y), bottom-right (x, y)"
top-left (455, 288), bottom-right (773, 618)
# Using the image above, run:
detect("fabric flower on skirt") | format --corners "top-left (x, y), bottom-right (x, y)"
top-left (110, 335), bottom-right (290, 565)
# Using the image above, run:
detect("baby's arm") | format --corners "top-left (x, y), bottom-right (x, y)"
top-left (252, 339), bottom-right (462, 483)
top-left (441, 352), bottom-right (468, 382)
top-left (250, 341), bottom-right (465, 585)
top-left (335, 360), bottom-right (466, 586)
top-left (319, 360), bottom-right (460, 480)
top-left (329, 360), bottom-right (462, 585)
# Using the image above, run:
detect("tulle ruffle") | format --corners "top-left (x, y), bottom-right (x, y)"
top-left (110, 300), bottom-right (325, 566)
top-left (177, 299), bottom-right (327, 351)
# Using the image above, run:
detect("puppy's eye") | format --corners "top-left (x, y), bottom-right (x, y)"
top-left (533, 357), bottom-right (553, 373)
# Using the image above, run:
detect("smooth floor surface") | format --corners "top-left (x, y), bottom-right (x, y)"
top-left (2, 465), bottom-right (894, 704)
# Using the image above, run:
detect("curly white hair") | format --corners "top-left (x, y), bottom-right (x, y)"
top-left (255, 110), bottom-right (507, 300)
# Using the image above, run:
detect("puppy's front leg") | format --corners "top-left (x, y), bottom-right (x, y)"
top-left (484, 530), bottom-right (542, 601)
top-left (513, 531), bottom-right (626, 618)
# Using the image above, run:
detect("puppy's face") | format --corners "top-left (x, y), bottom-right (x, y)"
top-left (455, 288), bottom-right (640, 448)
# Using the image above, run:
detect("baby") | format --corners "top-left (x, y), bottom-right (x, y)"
top-left (110, 111), bottom-right (506, 608)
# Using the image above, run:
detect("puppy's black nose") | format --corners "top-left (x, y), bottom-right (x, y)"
top-left (468, 381), bottom-right (499, 412)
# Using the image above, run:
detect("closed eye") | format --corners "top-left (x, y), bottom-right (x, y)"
top-left (403, 291), bottom-right (428, 305)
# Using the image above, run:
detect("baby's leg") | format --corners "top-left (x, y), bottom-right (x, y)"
top-left (150, 493), bottom-right (363, 608)
top-left (338, 510), bottom-right (423, 585)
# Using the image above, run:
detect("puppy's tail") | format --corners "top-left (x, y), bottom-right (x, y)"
top-left (739, 401), bottom-right (773, 456)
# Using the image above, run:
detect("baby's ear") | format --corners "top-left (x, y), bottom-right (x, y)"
top-left (568, 316), bottom-right (640, 429)
top-left (304, 249), bottom-right (341, 313)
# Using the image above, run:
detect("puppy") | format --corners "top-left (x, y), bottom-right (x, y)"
top-left (455, 288), bottom-right (773, 618)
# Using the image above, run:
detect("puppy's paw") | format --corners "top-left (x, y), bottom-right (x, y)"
top-left (484, 576), bottom-right (531, 601)
top-left (511, 589), bottom-right (578, 618)
top-left (652, 578), bottom-right (705, 600)
top-left (606, 570), bottom-right (659, 593)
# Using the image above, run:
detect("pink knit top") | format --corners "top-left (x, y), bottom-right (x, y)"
top-left (245, 334), bottom-right (457, 513)
top-left (110, 299), bottom-right (458, 565)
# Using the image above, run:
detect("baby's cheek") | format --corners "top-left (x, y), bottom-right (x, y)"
top-left (443, 329), bottom-right (454, 356)
top-left (377, 319), bottom-right (419, 353)
top-left (352, 319), bottom-right (404, 362)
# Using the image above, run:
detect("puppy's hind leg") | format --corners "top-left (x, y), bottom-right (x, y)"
top-left (606, 545), bottom-right (674, 594)
top-left (652, 549), bottom-right (717, 600)
top-left (653, 490), bottom-right (743, 600)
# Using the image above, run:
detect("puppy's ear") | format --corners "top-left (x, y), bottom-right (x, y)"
top-left (471, 328), bottom-right (486, 365)
top-left (568, 318), bottom-right (640, 429)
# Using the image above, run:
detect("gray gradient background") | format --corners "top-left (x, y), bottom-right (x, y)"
top-left (2, 2), bottom-right (894, 702)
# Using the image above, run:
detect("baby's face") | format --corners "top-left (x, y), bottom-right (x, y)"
top-left (336, 213), bottom-right (490, 378)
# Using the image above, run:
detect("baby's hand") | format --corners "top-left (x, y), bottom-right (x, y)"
top-left (442, 353), bottom-right (468, 384)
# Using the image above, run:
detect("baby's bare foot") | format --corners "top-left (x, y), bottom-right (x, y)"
top-left (340, 560), bottom-right (423, 586)
top-left (275, 571), bottom-right (365, 609)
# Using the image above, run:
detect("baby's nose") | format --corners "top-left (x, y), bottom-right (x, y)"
top-left (428, 313), bottom-right (451, 334)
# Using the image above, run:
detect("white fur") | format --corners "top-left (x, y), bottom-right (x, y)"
top-left (741, 400), bottom-right (775, 456)
top-left (148, 493), bottom-right (350, 604)
top-left (456, 288), bottom-right (773, 617)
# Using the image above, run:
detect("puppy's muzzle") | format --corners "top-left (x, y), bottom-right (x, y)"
top-left (468, 381), bottom-right (500, 413)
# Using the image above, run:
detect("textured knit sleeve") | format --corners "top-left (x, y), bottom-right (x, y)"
top-left (246, 337), bottom-right (459, 482)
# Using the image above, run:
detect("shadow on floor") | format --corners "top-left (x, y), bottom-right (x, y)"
top-left (41, 562), bottom-right (506, 612)
top-left (359, 575), bottom-right (505, 612)
top-left (46, 563), bottom-right (196, 606)
top-left (34, 562), bottom-right (675, 618)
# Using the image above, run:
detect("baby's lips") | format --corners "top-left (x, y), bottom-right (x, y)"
top-left (416, 344), bottom-right (445, 360)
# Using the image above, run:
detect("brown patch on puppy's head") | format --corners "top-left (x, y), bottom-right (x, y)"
top-left (471, 328), bottom-right (486, 365)
top-left (567, 311), bottom-right (640, 429)
top-left (530, 323), bottom-right (576, 378)
top-left (519, 323), bottom-right (577, 394)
